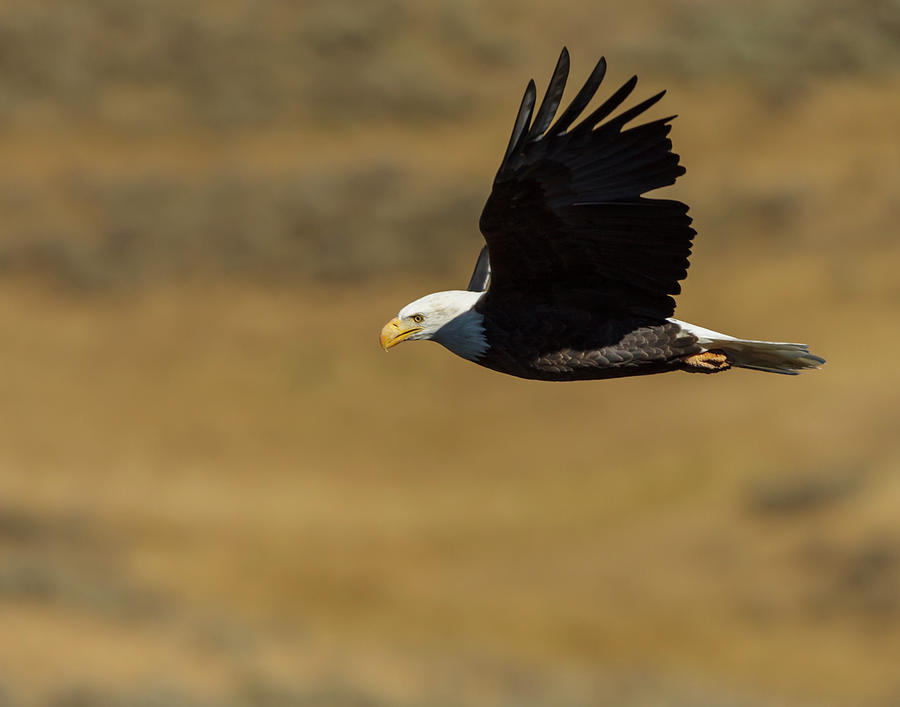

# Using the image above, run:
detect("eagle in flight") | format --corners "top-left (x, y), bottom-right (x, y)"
top-left (380, 49), bottom-right (824, 380)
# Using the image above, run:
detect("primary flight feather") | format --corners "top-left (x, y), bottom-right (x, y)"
top-left (380, 48), bottom-right (825, 380)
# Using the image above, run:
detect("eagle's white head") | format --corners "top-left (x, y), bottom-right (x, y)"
top-left (380, 290), bottom-right (488, 361)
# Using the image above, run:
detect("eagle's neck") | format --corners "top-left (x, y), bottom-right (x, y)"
top-left (429, 291), bottom-right (488, 361)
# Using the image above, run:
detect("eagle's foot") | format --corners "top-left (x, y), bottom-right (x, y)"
top-left (682, 351), bottom-right (731, 373)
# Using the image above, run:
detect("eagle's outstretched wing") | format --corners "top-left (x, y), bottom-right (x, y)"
top-left (478, 48), bottom-right (694, 318)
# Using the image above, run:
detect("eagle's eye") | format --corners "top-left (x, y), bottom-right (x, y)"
top-left (412, 314), bottom-right (425, 324)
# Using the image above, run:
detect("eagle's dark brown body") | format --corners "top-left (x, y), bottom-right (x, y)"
top-left (474, 293), bottom-right (702, 381)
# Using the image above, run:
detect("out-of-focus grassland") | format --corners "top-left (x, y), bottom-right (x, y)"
top-left (0, 1), bottom-right (899, 705)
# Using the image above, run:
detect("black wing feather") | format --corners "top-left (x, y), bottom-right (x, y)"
top-left (572, 75), bottom-right (638, 134)
top-left (479, 49), bottom-right (695, 319)
top-left (466, 246), bottom-right (491, 292)
top-left (598, 90), bottom-right (667, 133)
top-left (499, 80), bottom-right (536, 171)
top-left (525, 48), bottom-right (569, 141)
top-left (548, 56), bottom-right (606, 136)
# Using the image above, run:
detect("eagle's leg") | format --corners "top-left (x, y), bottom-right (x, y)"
top-left (681, 351), bottom-right (731, 373)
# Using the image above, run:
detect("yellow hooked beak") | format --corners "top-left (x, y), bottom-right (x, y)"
top-left (380, 317), bottom-right (424, 351)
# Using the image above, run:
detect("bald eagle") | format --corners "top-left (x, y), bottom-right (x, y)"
top-left (380, 49), bottom-right (824, 380)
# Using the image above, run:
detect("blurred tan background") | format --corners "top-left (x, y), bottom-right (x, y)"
top-left (0, 1), bottom-right (899, 705)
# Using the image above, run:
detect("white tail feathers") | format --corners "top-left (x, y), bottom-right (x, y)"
top-left (670, 319), bottom-right (826, 375)
top-left (709, 338), bottom-right (825, 375)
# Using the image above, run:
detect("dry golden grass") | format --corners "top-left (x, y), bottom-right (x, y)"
top-left (0, 254), bottom-right (898, 705)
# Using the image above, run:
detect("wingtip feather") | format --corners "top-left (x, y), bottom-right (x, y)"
top-left (548, 55), bottom-right (607, 136)
top-left (501, 79), bottom-right (537, 168)
top-left (527, 48), bottom-right (571, 141)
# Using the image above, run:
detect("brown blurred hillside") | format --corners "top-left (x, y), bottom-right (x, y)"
top-left (0, 1), bottom-right (899, 706)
